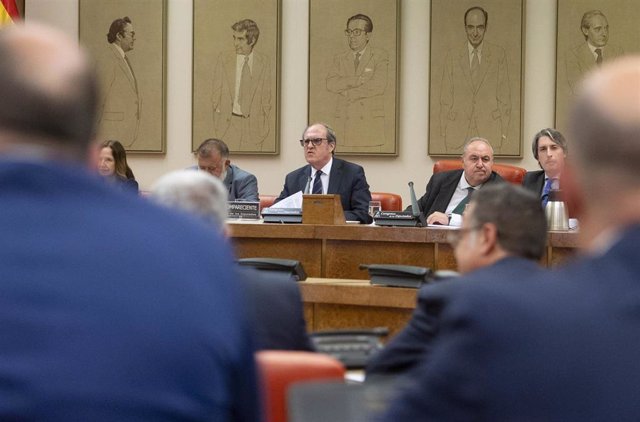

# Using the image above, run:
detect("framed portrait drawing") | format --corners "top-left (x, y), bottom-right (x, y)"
top-left (428, 0), bottom-right (524, 157)
top-left (555, 0), bottom-right (640, 134)
top-left (308, 0), bottom-right (400, 156)
top-left (79, 0), bottom-right (166, 153)
top-left (192, 0), bottom-right (281, 155)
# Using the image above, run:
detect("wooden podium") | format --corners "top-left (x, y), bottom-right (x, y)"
top-left (302, 194), bottom-right (346, 225)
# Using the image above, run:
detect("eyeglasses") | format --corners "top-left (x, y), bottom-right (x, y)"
top-left (344, 29), bottom-right (366, 37)
top-left (446, 225), bottom-right (481, 247)
top-left (299, 138), bottom-right (328, 147)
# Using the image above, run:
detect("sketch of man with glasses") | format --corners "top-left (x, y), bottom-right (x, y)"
top-left (97, 16), bottom-right (142, 148)
top-left (326, 14), bottom-right (389, 152)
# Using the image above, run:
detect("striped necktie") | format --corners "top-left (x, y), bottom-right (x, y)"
top-left (312, 170), bottom-right (323, 194)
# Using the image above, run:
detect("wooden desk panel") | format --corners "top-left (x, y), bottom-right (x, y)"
top-left (299, 278), bottom-right (417, 340)
top-left (325, 240), bottom-right (435, 279)
top-left (228, 222), bottom-right (580, 277)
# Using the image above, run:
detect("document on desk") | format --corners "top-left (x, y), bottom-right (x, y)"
top-left (270, 191), bottom-right (303, 209)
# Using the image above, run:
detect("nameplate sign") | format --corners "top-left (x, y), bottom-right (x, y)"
top-left (228, 201), bottom-right (260, 219)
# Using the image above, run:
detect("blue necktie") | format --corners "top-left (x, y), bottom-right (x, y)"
top-left (541, 178), bottom-right (555, 208)
top-left (312, 170), bottom-right (323, 194)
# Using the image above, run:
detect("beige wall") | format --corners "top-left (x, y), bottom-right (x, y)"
top-left (27, 0), bottom-right (556, 205)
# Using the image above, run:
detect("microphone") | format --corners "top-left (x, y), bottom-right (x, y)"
top-left (408, 181), bottom-right (427, 226)
top-left (303, 175), bottom-right (312, 194)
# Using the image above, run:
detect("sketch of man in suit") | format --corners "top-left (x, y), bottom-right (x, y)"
top-left (565, 10), bottom-right (623, 95)
top-left (326, 14), bottom-right (389, 152)
top-left (211, 19), bottom-right (271, 152)
top-left (439, 6), bottom-right (511, 154)
top-left (97, 17), bottom-right (141, 148)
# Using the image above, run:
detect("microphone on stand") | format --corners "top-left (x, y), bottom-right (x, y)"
top-left (303, 175), bottom-right (312, 195)
top-left (408, 181), bottom-right (427, 227)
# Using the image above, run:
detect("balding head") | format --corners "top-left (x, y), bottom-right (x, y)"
top-left (0, 23), bottom-right (98, 159)
top-left (570, 56), bottom-right (640, 188)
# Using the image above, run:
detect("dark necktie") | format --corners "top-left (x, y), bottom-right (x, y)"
top-left (471, 49), bottom-right (479, 87)
top-left (354, 52), bottom-right (361, 72)
top-left (312, 170), bottom-right (323, 194)
top-left (124, 55), bottom-right (138, 91)
top-left (239, 56), bottom-right (251, 115)
top-left (541, 178), bottom-right (556, 208)
top-left (595, 48), bottom-right (603, 66)
top-left (452, 187), bottom-right (474, 215)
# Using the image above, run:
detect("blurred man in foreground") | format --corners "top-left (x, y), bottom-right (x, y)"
top-left (152, 170), bottom-right (314, 351)
top-left (367, 183), bottom-right (546, 377)
top-left (0, 23), bottom-right (257, 420)
top-left (383, 56), bottom-right (640, 421)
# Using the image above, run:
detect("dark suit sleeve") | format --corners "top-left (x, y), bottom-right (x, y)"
top-left (380, 286), bottom-right (488, 421)
top-left (344, 164), bottom-right (372, 224)
top-left (275, 172), bottom-right (296, 203)
top-left (366, 285), bottom-right (443, 377)
top-left (406, 174), bottom-right (438, 215)
top-left (235, 173), bottom-right (259, 202)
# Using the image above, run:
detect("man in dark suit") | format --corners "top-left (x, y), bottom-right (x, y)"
top-left (275, 122), bottom-right (373, 223)
top-left (415, 137), bottom-right (504, 226)
top-left (367, 183), bottom-right (547, 377)
top-left (0, 23), bottom-right (258, 420)
top-left (194, 138), bottom-right (259, 201)
top-left (382, 56), bottom-right (640, 421)
top-left (151, 170), bottom-right (314, 352)
top-left (522, 128), bottom-right (568, 207)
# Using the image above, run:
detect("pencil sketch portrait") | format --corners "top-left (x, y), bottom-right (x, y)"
top-left (79, 0), bottom-right (166, 153)
top-left (555, 0), bottom-right (639, 134)
top-left (193, 0), bottom-right (280, 154)
top-left (309, 0), bottom-right (399, 155)
top-left (429, 1), bottom-right (523, 157)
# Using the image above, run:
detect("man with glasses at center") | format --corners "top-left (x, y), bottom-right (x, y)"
top-left (274, 122), bottom-right (372, 223)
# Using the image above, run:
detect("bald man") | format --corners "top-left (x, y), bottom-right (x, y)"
top-left (383, 56), bottom-right (640, 420)
top-left (0, 24), bottom-right (257, 420)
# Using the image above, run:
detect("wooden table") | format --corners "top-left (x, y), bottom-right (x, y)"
top-left (299, 277), bottom-right (418, 340)
top-left (229, 221), bottom-right (580, 279)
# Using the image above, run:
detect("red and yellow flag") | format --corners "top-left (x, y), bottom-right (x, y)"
top-left (0, 0), bottom-right (20, 26)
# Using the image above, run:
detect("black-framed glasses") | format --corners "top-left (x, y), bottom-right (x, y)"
top-left (446, 225), bottom-right (482, 247)
top-left (299, 138), bottom-right (328, 147)
top-left (344, 29), bottom-right (366, 37)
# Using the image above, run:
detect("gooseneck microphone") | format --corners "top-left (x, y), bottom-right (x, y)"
top-left (304, 175), bottom-right (312, 194)
top-left (408, 181), bottom-right (427, 226)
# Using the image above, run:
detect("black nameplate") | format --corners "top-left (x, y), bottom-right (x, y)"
top-left (228, 201), bottom-right (260, 219)
top-left (373, 211), bottom-right (423, 227)
top-left (261, 207), bottom-right (303, 224)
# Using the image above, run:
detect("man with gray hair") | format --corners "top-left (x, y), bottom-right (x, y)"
top-left (0, 23), bottom-right (258, 420)
top-left (383, 56), bottom-right (640, 420)
top-left (194, 138), bottom-right (259, 201)
top-left (414, 137), bottom-right (504, 226)
top-left (522, 128), bottom-right (568, 206)
top-left (151, 170), bottom-right (314, 351)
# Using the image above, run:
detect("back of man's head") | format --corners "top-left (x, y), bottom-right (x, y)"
top-left (0, 23), bottom-right (98, 160)
top-left (150, 170), bottom-right (229, 233)
top-left (469, 183), bottom-right (547, 260)
top-left (570, 56), bottom-right (640, 193)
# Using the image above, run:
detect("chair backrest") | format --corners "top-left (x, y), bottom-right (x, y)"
top-left (371, 192), bottom-right (402, 211)
top-left (433, 160), bottom-right (526, 185)
top-left (256, 350), bottom-right (346, 422)
top-left (260, 194), bottom-right (278, 210)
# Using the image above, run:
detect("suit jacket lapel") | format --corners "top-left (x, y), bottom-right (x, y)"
top-left (356, 48), bottom-right (373, 75)
top-left (224, 52), bottom-right (236, 99)
top-left (436, 170), bottom-right (462, 211)
top-left (327, 159), bottom-right (343, 194)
